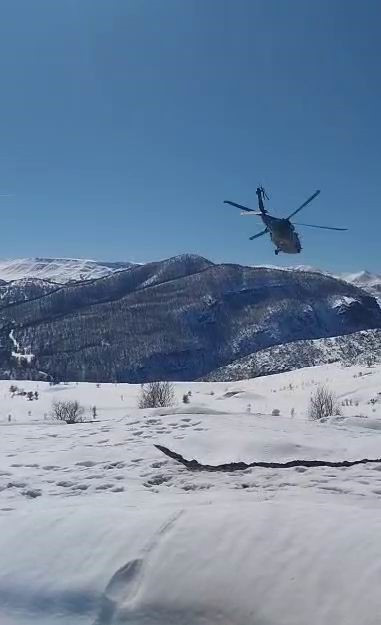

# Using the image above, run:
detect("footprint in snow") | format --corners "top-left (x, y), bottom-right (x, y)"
top-left (71, 483), bottom-right (89, 491)
top-left (310, 478), bottom-right (329, 484)
top-left (143, 475), bottom-right (172, 487)
top-left (151, 460), bottom-right (168, 469)
top-left (104, 461), bottom-right (125, 470)
top-left (22, 489), bottom-right (42, 498)
top-left (183, 483), bottom-right (212, 491)
top-left (76, 460), bottom-right (98, 467)
top-left (111, 486), bottom-right (124, 493)
top-left (277, 482), bottom-right (297, 488)
top-left (319, 485), bottom-right (350, 494)
top-left (10, 463), bottom-right (39, 469)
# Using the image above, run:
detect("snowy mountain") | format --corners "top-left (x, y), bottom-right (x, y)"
top-left (0, 257), bottom-right (135, 284)
top-left (0, 254), bottom-right (380, 383)
top-left (341, 270), bottom-right (381, 301)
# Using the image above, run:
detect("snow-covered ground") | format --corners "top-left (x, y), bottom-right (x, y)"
top-left (1, 364), bottom-right (381, 624)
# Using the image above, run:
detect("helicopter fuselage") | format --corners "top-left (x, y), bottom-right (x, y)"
top-left (261, 214), bottom-right (302, 254)
top-left (224, 185), bottom-right (344, 255)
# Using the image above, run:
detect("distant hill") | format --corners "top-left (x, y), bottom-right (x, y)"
top-left (0, 254), bottom-right (380, 382)
top-left (204, 329), bottom-right (381, 381)
top-left (0, 257), bottom-right (135, 284)
top-left (341, 270), bottom-right (381, 303)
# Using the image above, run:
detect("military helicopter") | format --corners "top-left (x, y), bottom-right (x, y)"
top-left (224, 187), bottom-right (347, 255)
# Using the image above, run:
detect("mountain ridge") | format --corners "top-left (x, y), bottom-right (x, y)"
top-left (0, 257), bottom-right (136, 284)
top-left (0, 254), bottom-right (379, 382)
top-left (0, 256), bottom-right (379, 299)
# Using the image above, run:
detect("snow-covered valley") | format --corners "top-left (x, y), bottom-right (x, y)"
top-left (1, 363), bottom-right (381, 624)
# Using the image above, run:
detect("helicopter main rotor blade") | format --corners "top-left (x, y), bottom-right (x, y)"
top-left (292, 222), bottom-right (347, 231)
top-left (224, 200), bottom-right (256, 213)
top-left (286, 190), bottom-right (321, 220)
top-left (249, 228), bottom-right (268, 240)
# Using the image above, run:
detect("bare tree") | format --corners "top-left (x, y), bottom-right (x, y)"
top-left (308, 385), bottom-right (341, 421)
top-left (52, 400), bottom-right (85, 424)
top-left (138, 381), bottom-right (175, 409)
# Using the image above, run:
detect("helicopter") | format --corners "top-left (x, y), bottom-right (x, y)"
top-left (224, 187), bottom-right (347, 255)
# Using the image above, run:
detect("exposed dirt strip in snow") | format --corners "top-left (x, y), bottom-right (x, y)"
top-left (155, 444), bottom-right (381, 472)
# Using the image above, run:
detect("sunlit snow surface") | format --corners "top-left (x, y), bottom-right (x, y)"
top-left (0, 258), bottom-right (134, 283)
top-left (1, 364), bottom-right (381, 624)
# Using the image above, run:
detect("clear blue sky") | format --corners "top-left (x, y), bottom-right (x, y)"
top-left (0, 0), bottom-right (380, 272)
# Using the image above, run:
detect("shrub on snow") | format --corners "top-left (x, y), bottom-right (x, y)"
top-left (138, 381), bottom-right (175, 409)
top-left (52, 400), bottom-right (85, 424)
top-left (308, 385), bottom-right (341, 421)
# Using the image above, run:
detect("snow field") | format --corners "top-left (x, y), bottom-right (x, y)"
top-left (1, 363), bottom-right (381, 624)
